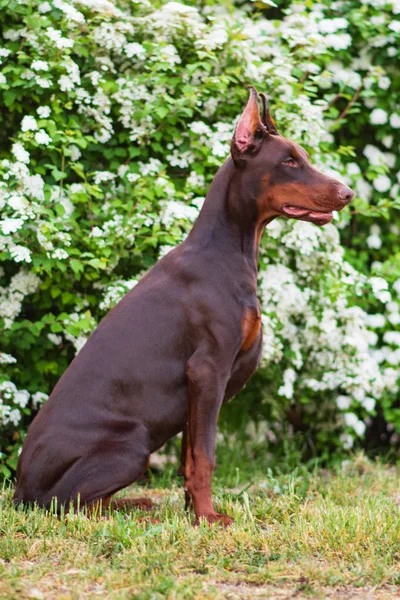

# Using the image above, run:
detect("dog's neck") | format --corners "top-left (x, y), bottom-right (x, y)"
top-left (187, 157), bottom-right (276, 272)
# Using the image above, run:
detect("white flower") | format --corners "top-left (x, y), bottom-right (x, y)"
top-left (7, 408), bottom-right (21, 426)
top-left (0, 353), bottom-right (17, 364)
top-left (0, 73), bottom-right (7, 85)
top-left (356, 178), bottom-right (372, 199)
top-left (10, 270), bottom-right (40, 294)
top-left (46, 27), bottom-right (74, 49)
top-left (35, 129), bottom-right (52, 145)
top-left (93, 171), bottom-right (116, 185)
top-left (370, 108), bottom-right (388, 125)
top-left (59, 75), bottom-right (75, 92)
top-left (340, 433), bottom-right (354, 449)
top-left (139, 159), bottom-right (162, 177)
top-left (37, 106), bottom-right (51, 118)
top-left (366, 330), bottom-right (378, 346)
top-left (367, 234), bottom-right (382, 249)
top-left (187, 171), bottom-right (205, 189)
top-left (89, 226), bottom-right (103, 237)
top-left (161, 200), bottom-right (198, 225)
top-left (390, 113), bottom-right (400, 128)
top-left (278, 368), bottom-right (296, 399)
top-left (189, 121), bottom-right (211, 136)
top-left (344, 412), bottom-right (366, 436)
top-left (14, 390), bottom-right (30, 408)
top-left (0, 381), bottom-right (17, 399)
top-left (21, 116), bottom-right (38, 132)
top-left (167, 150), bottom-right (192, 168)
top-left (211, 140), bottom-right (229, 157)
top-left (127, 173), bottom-right (140, 183)
top-left (94, 128), bottom-right (112, 144)
top-left (336, 395), bottom-right (351, 410)
top-left (325, 33), bottom-right (352, 50)
top-left (158, 245), bottom-right (175, 258)
top-left (70, 183), bottom-right (85, 195)
top-left (38, 2), bottom-right (51, 12)
top-left (362, 397), bottom-right (376, 412)
top-left (160, 44), bottom-right (181, 66)
top-left (385, 153), bottom-right (396, 168)
top-left (371, 15), bottom-right (385, 26)
top-left (392, 0), bottom-right (400, 13)
top-left (378, 76), bottom-right (391, 90)
top-left (347, 162), bottom-right (360, 176)
top-left (12, 142), bottom-right (30, 163)
top-left (388, 313), bottom-right (400, 326)
top-left (318, 17), bottom-right (348, 34)
top-left (26, 174), bottom-right (45, 200)
top-left (373, 175), bottom-right (391, 193)
top-left (118, 165), bottom-right (129, 178)
top-left (365, 314), bottom-right (385, 328)
top-left (53, 0), bottom-right (85, 23)
top-left (9, 245), bottom-right (31, 263)
top-left (196, 24), bottom-right (229, 50)
top-left (31, 60), bottom-right (49, 71)
top-left (389, 20), bottom-right (400, 32)
top-left (378, 291), bottom-right (391, 304)
top-left (48, 333), bottom-right (62, 345)
top-left (383, 332), bottom-right (400, 346)
top-left (192, 196), bottom-right (205, 210)
top-left (36, 78), bottom-right (51, 89)
top-left (393, 279), bottom-right (400, 296)
top-left (32, 391), bottom-right (48, 408)
top-left (363, 145), bottom-right (385, 166)
top-left (354, 420), bottom-right (366, 436)
top-left (3, 29), bottom-right (20, 41)
top-left (370, 277), bottom-right (389, 293)
top-left (0, 217), bottom-right (24, 234)
top-left (52, 248), bottom-right (69, 260)
top-left (331, 67), bottom-right (361, 89)
top-left (387, 301), bottom-right (399, 314)
top-left (8, 194), bottom-right (28, 213)
top-left (125, 43), bottom-right (146, 59)
top-left (99, 279), bottom-right (138, 310)
top-left (69, 145), bottom-right (81, 161)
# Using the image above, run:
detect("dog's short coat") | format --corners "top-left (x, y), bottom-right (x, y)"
top-left (14, 88), bottom-right (353, 525)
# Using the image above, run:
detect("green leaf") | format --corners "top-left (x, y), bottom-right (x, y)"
top-left (70, 259), bottom-right (84, 275)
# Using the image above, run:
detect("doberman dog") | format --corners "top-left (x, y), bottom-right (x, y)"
top-left (13, 87), bottom-right (353, 525)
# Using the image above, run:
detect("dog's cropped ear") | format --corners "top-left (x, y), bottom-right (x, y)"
top-left (259, 93), bottom-right (279, 135)
top-left (231, 86), bottom-right (268, 162)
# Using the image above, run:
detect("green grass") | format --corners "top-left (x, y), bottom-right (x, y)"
top-left (1, 454), bottom-right (400, 599)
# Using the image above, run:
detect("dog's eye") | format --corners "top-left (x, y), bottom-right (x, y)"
top-left (283, 158), bottom-right (298, 168)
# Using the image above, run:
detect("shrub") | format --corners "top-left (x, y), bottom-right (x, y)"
top-left (0, 0), bottom-right (399, 477)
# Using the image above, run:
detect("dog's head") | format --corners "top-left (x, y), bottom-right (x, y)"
top-left (231, 87), bottom-right (354, 226)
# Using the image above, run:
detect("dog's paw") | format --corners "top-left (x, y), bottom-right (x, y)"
top-left (194, 512), bottom-right (234, 527)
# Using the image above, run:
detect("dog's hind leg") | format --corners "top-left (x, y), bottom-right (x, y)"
top-left (43, 425), bottom-right (151, 512)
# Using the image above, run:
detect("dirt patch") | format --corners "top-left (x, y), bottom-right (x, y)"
top-left (203, 582), bottom-right (400, 600)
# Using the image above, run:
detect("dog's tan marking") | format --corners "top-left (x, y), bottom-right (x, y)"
top-left (241, 306), bottom-right (261, 351)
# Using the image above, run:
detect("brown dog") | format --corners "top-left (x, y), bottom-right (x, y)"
top-left (13, 87), bottom-right (353, 525)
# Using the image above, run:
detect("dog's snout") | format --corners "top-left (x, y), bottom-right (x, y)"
top-left (339, 185), bottom-right (354, 205)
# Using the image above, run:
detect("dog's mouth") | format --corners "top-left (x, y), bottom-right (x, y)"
top-left (281, 205), bottom-right (333, 226)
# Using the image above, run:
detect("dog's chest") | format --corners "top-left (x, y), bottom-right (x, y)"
top-left (240, 302), bottom-right (261, 351)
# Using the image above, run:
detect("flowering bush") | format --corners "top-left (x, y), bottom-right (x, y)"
top-left (1, 0), bottom-right (400, 476)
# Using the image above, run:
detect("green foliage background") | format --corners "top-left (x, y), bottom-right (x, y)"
top-left (1, 0), bottom-right (400, 477)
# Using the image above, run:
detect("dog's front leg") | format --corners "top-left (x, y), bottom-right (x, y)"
top-left (184, 352), bottom-right (233, 527)
top-left (179, 424), bottom-right (192, 512)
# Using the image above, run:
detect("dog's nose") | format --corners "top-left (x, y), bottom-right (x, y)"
top-left (339, 185), bottom-right (354, 205)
